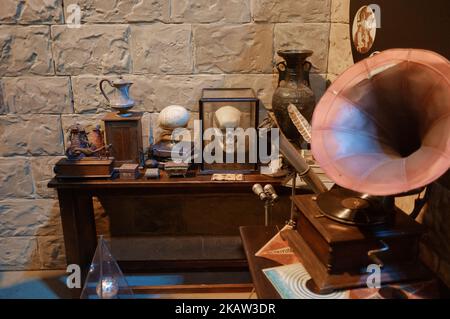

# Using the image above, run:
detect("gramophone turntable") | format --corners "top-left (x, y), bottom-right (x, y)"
top-left (315, 186), bottom-right (395, 226)
top-left (277, 49), bottom-right (450, 293)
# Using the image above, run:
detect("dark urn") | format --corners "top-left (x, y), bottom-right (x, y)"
top-left (272, 49), bottom-right (316, 144)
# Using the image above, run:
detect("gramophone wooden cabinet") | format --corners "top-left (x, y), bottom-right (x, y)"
top-left (282, 195), bottom-right (431, 292)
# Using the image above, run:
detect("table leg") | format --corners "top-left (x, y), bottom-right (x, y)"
top-left (57, 189), bottom-right (97, 298)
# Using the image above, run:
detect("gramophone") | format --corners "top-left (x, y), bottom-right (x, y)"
top-left (277, 49), bottom-right (450, 293)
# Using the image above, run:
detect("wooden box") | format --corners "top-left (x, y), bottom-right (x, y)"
top-left (117, 163), bottom-right (140, 179)
top-left (54, 158), bottom-right (114, 179)
top-left (164, 162), bottom-right (189, 177)
top-left (103, 112), bottom-right (143, 167)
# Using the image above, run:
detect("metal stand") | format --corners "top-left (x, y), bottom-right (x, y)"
top-left (263, 197), bottom-right (274, 227)
top-left (252, 184), bottom-right (279, 226)
top-left (289, 172), bottom-right (297, 227)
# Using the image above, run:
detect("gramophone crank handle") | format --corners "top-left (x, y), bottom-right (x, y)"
top-left (367, 240), bottom-right (390, 268)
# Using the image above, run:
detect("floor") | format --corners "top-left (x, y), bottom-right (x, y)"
top-left (0, 270), bottom-right (256, 299)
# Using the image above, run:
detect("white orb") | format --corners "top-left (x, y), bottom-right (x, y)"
top-left (96, 276), bottom-right (119, 299)
top-left (159, 105), bottom-right (190, 129)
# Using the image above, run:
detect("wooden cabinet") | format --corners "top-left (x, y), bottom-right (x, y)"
top-left (103, 112), bottom-right (143, 166)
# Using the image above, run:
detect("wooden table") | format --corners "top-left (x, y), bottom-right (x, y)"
top-left (239, 226), bottom-right (281, 299)
top-left (48, 171), bottom-right (290, 296)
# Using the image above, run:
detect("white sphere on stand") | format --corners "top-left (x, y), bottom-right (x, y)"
top-left (158, 105), bottom-right (190, 129)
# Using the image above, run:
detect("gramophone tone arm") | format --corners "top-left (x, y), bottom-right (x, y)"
top-left (279, 132), bottom-right (328, 194)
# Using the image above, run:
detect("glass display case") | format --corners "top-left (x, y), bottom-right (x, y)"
top-left (80, 236), bottom-right (134, 299)
top-left (199, 88), bottom-right (260, 174)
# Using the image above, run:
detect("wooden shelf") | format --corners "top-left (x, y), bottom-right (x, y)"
top-left (48, 171), bottom-right (287, 191)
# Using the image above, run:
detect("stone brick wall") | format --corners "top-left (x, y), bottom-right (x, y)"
top-left (328, 0), bottom-right (352, 82)
top-left (0, 0), bottom-right (336, 271)
top-left (1, 1), bottom-right (449, 291)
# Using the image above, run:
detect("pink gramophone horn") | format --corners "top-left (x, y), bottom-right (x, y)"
top-left (311, 49), bottom-right (450, 196)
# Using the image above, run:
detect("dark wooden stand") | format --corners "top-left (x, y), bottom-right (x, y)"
top-left (103, 112), bottom-right (143, 166)
top-left (48, 172), bottom-right (289, 297)
top-left (54, 158), bottom-right (114, 179)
